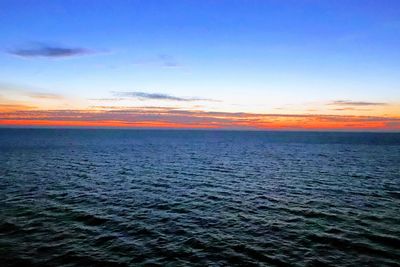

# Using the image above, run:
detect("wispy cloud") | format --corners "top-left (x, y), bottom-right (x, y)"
top-left (157, 54), bottom-right (181, 68)
top-left (28, 92), bottom-right (64, 99)
top-left (88, 98), bottom-right (126, 101)
top-left (112, 91), bottom-right (218, 102)
top-left (7, 44), bottom-right (94, 58)
top-left (133, 54), bottom-right (181, 68)
top-left (0, 82), bottom-right (66, 101)
top-left (331, 108), bottom-right (372, 111)
top-left (0, 104), bottom-right (36, 111)
top-left (330, 100), bottom-right (387, 106)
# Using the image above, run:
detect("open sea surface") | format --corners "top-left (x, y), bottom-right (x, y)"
top-left (0, 129), bottom-right (399, 266)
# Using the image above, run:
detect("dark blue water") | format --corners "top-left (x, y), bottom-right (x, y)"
top-left (1, 129), bottom-right (400, 266)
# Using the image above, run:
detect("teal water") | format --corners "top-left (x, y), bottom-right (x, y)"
top-left (1, 129), bottom-right (399, 266)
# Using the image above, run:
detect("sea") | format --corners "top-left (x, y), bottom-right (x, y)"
top-left (0, 129), bottom-right (399, 266)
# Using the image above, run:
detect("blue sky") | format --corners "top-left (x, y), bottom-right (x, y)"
top-left (0, 0), bottom-right (399, 129)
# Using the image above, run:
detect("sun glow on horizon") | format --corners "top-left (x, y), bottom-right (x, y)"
top-left (1, 1), bottom-right (399, 131)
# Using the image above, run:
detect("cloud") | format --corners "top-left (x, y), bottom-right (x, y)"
top-left (386, 121), bottom-right (400, 128)
top-left (88, 98), bottom-right (126, 101)
top-left (112, 91), bottom-right (218, 102)
top-left (133, 54), bottom-right (181, 68)
top-left (0, 104), bottom-right (36, 111)
top-left (331, 107), bottom-right (372, 111)
top-left (1, 107), bottom-right (399, 130)
top-left (157, 54), bottom-right (180, 68)
top-left (7, 44), bottom-right (94, 58)
top-left (0, 82), bottom-right (66, 101)
top-left (28, 92), bottom-right (64, 99)
top-left (330, 100), bottom-right (387, 106)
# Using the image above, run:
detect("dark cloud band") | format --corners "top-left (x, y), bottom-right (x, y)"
top-left (8, 44), bottom-right (93, 58)
top-left (112, 91), bottom-right (217, 102)
top-left (330, 100), bottom-right (387, 106)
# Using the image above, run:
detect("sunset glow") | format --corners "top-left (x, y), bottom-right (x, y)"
top-left (1, 1), bottom-right (399, 131)
top-left (1, 106), bottom-right (399, 131)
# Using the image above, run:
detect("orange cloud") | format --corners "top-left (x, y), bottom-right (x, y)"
top-left (0, 104), bottom-right (36, 112)
top-left (1, 107), bottom-right (399, 131)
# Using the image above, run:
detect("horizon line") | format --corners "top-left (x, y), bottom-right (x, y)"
top-left (1, 125), bottom-right (399, 133)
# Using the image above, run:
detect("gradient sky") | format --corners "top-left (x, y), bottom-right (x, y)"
top-left (1, 0), bottom-right (399, 130)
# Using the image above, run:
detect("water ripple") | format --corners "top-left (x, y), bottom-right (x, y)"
top-left (1, 130), bottom-right (399, 266)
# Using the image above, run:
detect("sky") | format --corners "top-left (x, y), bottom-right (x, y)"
top-left (0, 0), bottom-right (399, 130)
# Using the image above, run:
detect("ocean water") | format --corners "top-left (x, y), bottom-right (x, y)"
top-left (0, 129), bottom-right (399, 267)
